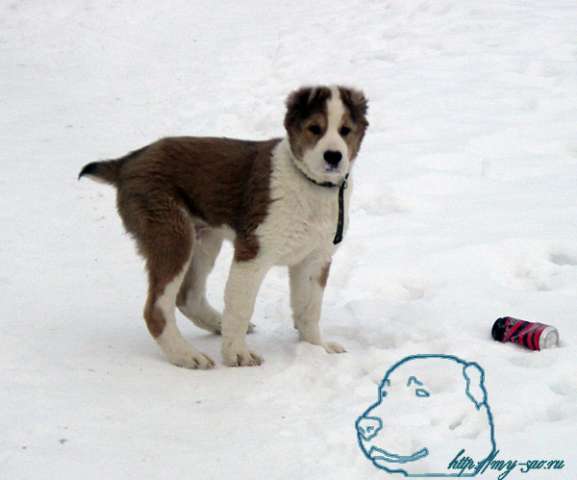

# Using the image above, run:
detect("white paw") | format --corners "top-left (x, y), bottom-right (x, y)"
top-left (323, 341), bottom-right (347, 354)
top-left (208, 318), bottom-right (255, 335)
top-left (197, 315), bottom-right (223, 335)
top-left (181, 307), bottom-right (255, 335)
top-left (222, 343), bottom-right (263, 367)
top-left (166, 349), bottom-right (215, 369)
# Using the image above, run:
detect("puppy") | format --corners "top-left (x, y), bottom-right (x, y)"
top-left (79, 85), bottom-right (368, 368)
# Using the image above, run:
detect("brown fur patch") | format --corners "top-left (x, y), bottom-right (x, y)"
top-left (318, 261), bottom-right (332, 288)
top-left (284, 86), bottom-right (331, 159)
top-left (144, 301), bottom-right (167, 338)
top-left (338, 87), bottom-right (368, 124)
top-left (234, 235), bottom-right (260, 262)
top-left (116, 136), bottom-right (278, 261)
top-left (338, 87), bottom-right (369, 161)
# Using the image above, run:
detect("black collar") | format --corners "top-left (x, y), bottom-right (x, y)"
top-left (299, 170), bottom-right (340, 189)
top-left (294, 163), bottom-right (350, 245)
top-left (332, 174), bottom-right (349, 245)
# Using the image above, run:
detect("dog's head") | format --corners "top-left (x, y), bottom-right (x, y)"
top-left (284, 85), bottom-right (368, 185)
top-left (355, 355), bottom-right (496, 476)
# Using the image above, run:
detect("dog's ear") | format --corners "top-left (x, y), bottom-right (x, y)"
top-left (284, 86), bottom-right (331, 131)
top-left (338, 87), bottom-right (369, 127)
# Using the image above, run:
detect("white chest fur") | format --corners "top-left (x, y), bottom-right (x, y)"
top-left (257, 139), bottom-right (352, 267)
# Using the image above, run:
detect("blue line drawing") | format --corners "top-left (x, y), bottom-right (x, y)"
top-left (355, 354), bottom-right (496, 477)
top-left (407, 376), bottom-right (424, 387)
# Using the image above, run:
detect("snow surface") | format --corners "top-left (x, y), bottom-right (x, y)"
top-left (2, 0), bottom-right (577, 478)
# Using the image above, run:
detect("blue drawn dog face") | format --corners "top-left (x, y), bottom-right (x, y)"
top-left (355, 355), bottom-right (496, 477)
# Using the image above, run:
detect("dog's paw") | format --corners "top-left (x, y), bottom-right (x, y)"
top-left (205, 320), bottom-right (256, 336)
top-left (222, 343), bottom-right (263, 367)
top-left (166, 349), bottom-right (215, 370)
top-left (179, 305), bottom-right (222, 334)
top-left (323, 341), bottom-right (347, 354)
top-left (182, 308), bottom-right (255, 335)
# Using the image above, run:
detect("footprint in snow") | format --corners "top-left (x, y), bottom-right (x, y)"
top-left (549, 378), bottom-right (577, 398)
top-left (508, 354), bottom-right (556, 369)
top-left (510, 249), bottom-right (577, 292)
top-left (549, 252), bottom-right (577, 266)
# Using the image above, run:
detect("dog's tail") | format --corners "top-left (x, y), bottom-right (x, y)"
top-left (78, 145), bottom-right (148, 186)
top-left (78, 159), bottom-right (123, 185)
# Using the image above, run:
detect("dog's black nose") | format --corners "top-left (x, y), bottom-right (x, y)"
top-left (324, 150), bottom-right (342, 167)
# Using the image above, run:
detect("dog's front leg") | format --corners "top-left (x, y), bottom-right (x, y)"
top-left (221, 260), bottom-right (268, 367)
top-left (289, 254), bottom-right (346, 354)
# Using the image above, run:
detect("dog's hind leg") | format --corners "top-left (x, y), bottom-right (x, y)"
top-left (177, 227), bottom-right (255, 335)
top-left (177, 227), bottom-right (224, 334)
top-left (137, 205), bottom-right (214, 369)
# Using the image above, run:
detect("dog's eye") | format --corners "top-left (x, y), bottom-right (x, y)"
top-left (308, 125), bottom-right (322, 135)
top-left (339, 126), bottom-right (351, 137)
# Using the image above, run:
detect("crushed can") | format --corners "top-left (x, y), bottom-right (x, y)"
top-left (492, 316), bottom-right (559, 351)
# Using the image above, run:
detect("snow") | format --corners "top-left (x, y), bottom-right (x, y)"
top-left (2, 0), bottom-right (577, 478)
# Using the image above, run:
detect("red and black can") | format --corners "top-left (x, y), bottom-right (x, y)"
top-left (492, 316), bottom-right (559, 351)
